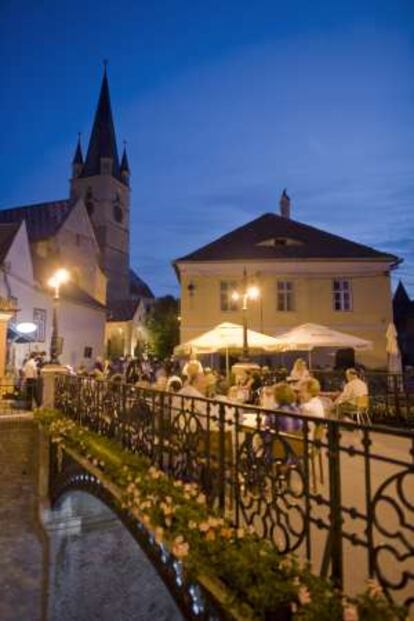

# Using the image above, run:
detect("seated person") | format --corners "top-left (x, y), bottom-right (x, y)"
top-left (175, 373), bottom-right (208, 428)
top-left (299, 378), bottom-right (325, 420)
top-left (260, 384), bottom-right (276, 410)
top-left (166, 374), bottom-right (183, 392)
top-left (335, 368), bottom-right (368, 417)
top-left (287, 358), bottom-right (311, 389)
top-left (182, 354), bottom-right (203, 378)
top-left (268, 382), bottom-right (302, 433)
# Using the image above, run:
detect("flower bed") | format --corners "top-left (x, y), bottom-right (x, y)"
top-left (36, 409), bottom-right (407, 621)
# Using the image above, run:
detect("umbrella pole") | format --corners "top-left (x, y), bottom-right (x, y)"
top-left (308, 350), bottom-right (312, 370)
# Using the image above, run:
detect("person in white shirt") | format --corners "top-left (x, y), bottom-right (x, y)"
top-left (336, 368), bottom-right (368, 405)
top-left (23, 353), bottom-right (39, 409)
top-left (335, 368), bottom-right (368, 417)
top-left (176, 373), bottom-right (207, 428)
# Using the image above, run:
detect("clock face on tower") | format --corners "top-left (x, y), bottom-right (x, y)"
top-left (113, 192), bottom-right (123, 223)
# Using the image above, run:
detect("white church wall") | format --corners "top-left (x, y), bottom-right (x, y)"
top-left (55, 200), bottom-right (107, 305)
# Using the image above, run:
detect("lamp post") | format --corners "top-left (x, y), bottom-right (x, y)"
top-left (232, 271), bottom-right (260, 361)
top-left (47, 268), bottom-right (70, 364)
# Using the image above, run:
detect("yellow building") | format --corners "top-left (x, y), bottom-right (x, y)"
top-left (173, 193), bottom-right (400, 369)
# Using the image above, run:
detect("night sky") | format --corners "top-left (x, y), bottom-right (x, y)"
top-left (1, 1), bottom-right (413, 296)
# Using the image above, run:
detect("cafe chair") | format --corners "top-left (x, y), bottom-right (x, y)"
top-left (354, 395), bottom-right (371, 426)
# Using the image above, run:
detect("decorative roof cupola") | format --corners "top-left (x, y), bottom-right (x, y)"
top-left (279, 189), bottom-right (291, 218)
top-left (71, 134), bottom-right (84, 178)
top-left (120, 143), bottom-right (130, 187)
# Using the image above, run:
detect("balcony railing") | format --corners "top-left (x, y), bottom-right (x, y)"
top-left (54, 375), bottom-right (414, 608)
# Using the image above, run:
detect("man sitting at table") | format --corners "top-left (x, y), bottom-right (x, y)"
top-left (335, 368), bottom-right (368, 417)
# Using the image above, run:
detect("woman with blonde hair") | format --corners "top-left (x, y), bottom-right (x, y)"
top-left (287, 358), bottom-right (311, 388)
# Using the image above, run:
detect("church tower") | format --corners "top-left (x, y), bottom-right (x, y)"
top-left (70, 66), bottom-right (131, 302)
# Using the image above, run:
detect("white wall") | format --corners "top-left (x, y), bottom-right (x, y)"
top-left (1, 222), bottom-right (105, 373)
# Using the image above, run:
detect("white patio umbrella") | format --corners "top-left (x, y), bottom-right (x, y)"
top-left (386, 322), bottom-right (402, 376)
top-left (273, 323), bottom-right (372, 351)
top-left (174, 322), bottom-right (281, 377)
top-left (273, 323), bottom-right (372, 367)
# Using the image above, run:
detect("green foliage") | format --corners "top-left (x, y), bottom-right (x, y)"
top-left (35, 408), bottom-right (407, 621)
top-left (146, 295), bottom-right (180, 359)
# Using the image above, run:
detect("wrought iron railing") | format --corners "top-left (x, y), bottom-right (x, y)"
top-left (54, 375), bottom-right (414, 608)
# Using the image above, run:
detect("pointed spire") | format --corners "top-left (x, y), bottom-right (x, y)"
top-left (82, 63), bottom-right (120, 179)
top-left (72, 133), bottom-right (83, 165)
top-left (71, 133), bottom-right (84, 178)
top-left (120, 141), bottom-right (130, 171)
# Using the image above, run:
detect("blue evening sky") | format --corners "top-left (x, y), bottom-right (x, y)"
top-left (1, 0), bottom-right (413, 296)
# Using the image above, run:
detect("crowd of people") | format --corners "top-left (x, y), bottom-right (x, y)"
top-left (17, 348), bottom-right (369, 421)
top-left (76, 353), bottom-right (369, 425)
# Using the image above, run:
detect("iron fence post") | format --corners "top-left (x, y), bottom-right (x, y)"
top-left (158, 391), bottom-right (165, 469)
top-left (218, 401), bottom-right (226, 514)
top-left (327, 420), bottom-right (343, 588)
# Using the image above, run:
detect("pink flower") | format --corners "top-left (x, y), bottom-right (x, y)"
top-left (343, 605), bottom-right (359, 621)
top-left (154, 527), bottom-right (164, 544)
top-left (298, 586), bottom-right (312, 605)
top-left (199, 521), bottom-right (210, 533)
top-left (366, 579), bottom-right (383, 598)
top-left (172, 536), bottom-right (189, 559)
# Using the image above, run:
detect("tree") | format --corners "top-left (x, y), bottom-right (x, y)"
top-left (146, 296), bottom-right (180, 359)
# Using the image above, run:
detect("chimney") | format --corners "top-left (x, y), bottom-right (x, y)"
top-left (279, 189), bottom-right (291, 218)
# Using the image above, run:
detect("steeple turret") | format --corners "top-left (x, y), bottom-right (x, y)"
top-left (120, 144), bottom-right (130, 186)
top-left (82, 64), bottom-right (121, 180)
top-left (71, 134), bottom-right (84, 178)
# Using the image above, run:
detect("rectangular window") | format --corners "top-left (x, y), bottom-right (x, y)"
top-left (84, 346), bottom-right (93, 359)
top-left (33, 308), bottom-right (47, 342)
top-left (220, 281), bottom-right (238, 312)
top-left (277, 281), bottom-right (294, 311)
top-left (333, 279), bottom-right (352, 311)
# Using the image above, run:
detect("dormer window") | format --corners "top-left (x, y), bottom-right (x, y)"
top-left (256, 237), bottom-right (303, 248)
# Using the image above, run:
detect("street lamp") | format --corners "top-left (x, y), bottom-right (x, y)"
top-left (232, 275), bottom-right (260, 360)
top-left (47, 268), bottom-right (70, 364)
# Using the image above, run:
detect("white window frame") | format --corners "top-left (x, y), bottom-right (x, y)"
top-left (277, 280), bottom-right (294, 312)
top-left (332, 279), bottom-right (352, 311)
